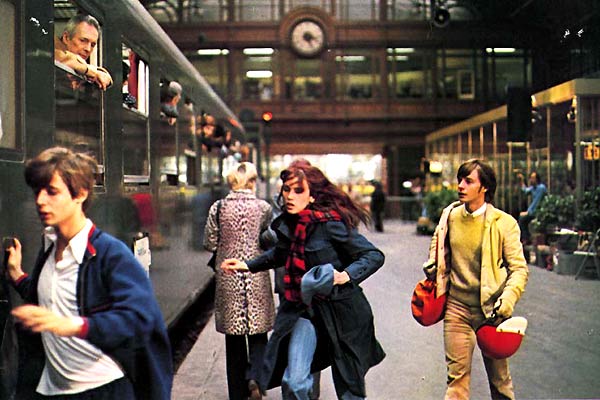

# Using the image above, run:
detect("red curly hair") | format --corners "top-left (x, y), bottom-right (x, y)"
top-left (277, 159), bottom-right (370, 229)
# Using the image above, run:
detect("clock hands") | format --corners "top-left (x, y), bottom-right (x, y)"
top-left (303, 32), bottom-right (315, 43)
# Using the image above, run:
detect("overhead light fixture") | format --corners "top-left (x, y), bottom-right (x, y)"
top-left (429, 161), bottom-right (443, 174)
top-left (387, 48), bottom-right (415, 54)
top-left (196, 49), bottom-right (225, 56)
top-left (243, 48), bottom-right (274, 55)
top-left (486, 48), bottom-right (516, 54)
top-left (246, 70), bottom-right (273, 79)
top-left (566, 96), bottom-right (577, 123)
top-left (335, 55), bottom-right (366, 62)
top-left (386, 55), bottom-right (408, 61)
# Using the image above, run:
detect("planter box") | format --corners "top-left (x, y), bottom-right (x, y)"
top-left (555, 252), bottom-right (596, 275)
top-left (554, 252), bottom-right (580, 275)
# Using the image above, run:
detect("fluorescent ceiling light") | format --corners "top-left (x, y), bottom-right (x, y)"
top-left (196, 49), bottom-right (229, 56)
top-left (335, 55), bottom-right (366, 62)
top-left (386, 55), bottom-right (409, 61)
top-left (248, 56), bottom-right (272, 63)
top-left (246, 70), bottom-right (273, 78)
top-left (243, 48), bottom-right (274, 55)
top-left (486, 48), bottom-right (516, 53)
top-left (388, 48), bottom-right (414, 54)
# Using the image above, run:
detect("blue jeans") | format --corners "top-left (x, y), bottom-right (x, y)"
top-left (281, 318), bottom-right (364, 400)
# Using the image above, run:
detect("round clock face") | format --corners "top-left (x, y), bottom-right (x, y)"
top-left (290, 20), bottom-right (325, 57)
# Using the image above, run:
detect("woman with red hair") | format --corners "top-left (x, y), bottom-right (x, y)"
top-left (222, 159), bottom-right (385, 400)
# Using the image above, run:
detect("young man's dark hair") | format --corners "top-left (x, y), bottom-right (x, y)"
top-left (457, 158), bottom-right (497, 203)
top-left (25, 147), bottom-right (96, 211)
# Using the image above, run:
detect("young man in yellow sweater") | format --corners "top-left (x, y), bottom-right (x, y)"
top-left (424, 159), bottom-right (529, 400)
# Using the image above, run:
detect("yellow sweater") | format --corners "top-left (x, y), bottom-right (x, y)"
top-left (448, 206), bottom-right (485, 306)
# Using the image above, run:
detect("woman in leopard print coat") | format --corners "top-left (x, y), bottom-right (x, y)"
top-left (204, 162), bottom-right (275, 400)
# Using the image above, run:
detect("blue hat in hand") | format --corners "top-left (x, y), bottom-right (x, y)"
top-left (301, 263), bottom-right (334, 305)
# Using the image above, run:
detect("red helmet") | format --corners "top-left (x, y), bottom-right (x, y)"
top-left (411, 279), bottom-right (447, 326)
top-left (476, 317), bottom-right (528, 359)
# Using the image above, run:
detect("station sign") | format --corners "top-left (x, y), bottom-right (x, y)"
top-left (583, 144), bottom-right (599, 160)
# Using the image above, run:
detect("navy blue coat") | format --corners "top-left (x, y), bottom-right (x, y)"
top-left (13, 226), bottom-right (173, 400)
top-left (247, 214), bottom-right (385, 396)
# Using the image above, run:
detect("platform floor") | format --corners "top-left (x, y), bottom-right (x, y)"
top-left (172, 219), bottom-right (600, 400)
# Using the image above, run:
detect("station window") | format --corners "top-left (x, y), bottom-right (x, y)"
top-left (289, 59), bottom-right (323, 101)
top-left (147, 0), bottom-right (227, 23)
top-left (54, 3), bottom-right (105, 175)
top-left (436, 49), bottom-right (480, 100)
top-left (242, 48), bottom-right (275, 101)
top-left (486, 48), bottom-right (530, 101)
top-left (387, 0), bottom-right (430, 21)
top-left (0, 0), bottom-right (21, 156)
top-left (122, 44), bottom-right (150, 184)
top-left (283, 0), bottom-right (331, 14)
top-left (236, 0), bottom-right (279, 21)
top-left (335, 0), bottom-right (379, 21)
top-left (335, 52), bottom-right (380, 100)
top-left (189, 49), bottom-right (229, 99)
top-left (387, 48), bottom-right (432, 99)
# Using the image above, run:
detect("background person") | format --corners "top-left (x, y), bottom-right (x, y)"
top-left (204, 162), bottom-right (275, 400)
top-left (54, 14), bottom-right (113, 90)
top-left (423, 159), bottom-right (529, 400)
top-left (369, 180), bottom-right (385, 232)
top-left (221, 159), bottom-right (385, 400)
top-left (5, 147), bottom-right (172, 400)
top-left (517, 171), bottom-right (547, 243)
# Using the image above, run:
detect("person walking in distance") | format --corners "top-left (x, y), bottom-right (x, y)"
top-left (5, 147), bottom-right (172, 400)
top-left (423, 159), bottom-right (529, 399)
top-left (204, 162), bottom-right (275, 400)
top-left (517, 171), bottom-right (547, 244)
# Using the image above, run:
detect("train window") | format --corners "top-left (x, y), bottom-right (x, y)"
top-left (158, 79), bottom-right (180, 186)
top-left (54, 4), bottom-right (106, 175)
top-left (0, 0), bottom-right (21, 155)
top-left (122, 44), bottom-right (150, 184)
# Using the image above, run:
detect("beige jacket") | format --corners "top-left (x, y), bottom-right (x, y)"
top-left (424, 201), bottom-right (529, 318)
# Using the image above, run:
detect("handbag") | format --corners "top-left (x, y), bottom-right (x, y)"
top-left (207, 200), bottom-right (222, 271)
top-left (411, 278), bottom-right (447, 326)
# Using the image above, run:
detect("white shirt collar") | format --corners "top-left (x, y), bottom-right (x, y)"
top-left (43, 219), bottom-right (94, 264)
top-left (462, 202), bottom-right (487, 218)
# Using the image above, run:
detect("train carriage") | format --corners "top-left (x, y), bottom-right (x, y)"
top-left (0, 0), bottom-right (240, 326)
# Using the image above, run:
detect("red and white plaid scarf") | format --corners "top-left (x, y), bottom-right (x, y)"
top-left (284, 209), bottom-right (342, 303)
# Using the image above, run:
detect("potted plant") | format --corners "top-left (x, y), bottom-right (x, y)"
top-left (417, 188), bottom-right (458, 234)
top-left (530, 194), bottom-right (576, 272)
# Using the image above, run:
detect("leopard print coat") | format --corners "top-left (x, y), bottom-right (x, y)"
top-left (204, 190), bottom-right (276, 335)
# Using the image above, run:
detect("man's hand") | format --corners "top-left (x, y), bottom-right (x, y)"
top-left (4, 238), bottom-right (25, 282)
top-left (12, 305), bottom-right (83, 337)
top-left (86, 65), bottom-right (113, 91)
top-left (493, 298), bottom-right (514, 319)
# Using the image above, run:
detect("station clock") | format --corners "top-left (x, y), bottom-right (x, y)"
top-left (290, 19), bottom-right (326, 57)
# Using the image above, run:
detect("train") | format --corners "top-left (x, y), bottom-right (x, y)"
top-left (0, 0), bottom-right (243, 327)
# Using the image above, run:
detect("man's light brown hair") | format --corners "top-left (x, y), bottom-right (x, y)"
top-left (25, 147), bottom-right (97, 211)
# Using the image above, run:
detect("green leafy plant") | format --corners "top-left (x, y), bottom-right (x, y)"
top-left (576, 187), bottom-right (600, 232)
top-left (423, 188), bottom-right (458, 223)
top-left (533, 194), bottom-right (576, 233)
